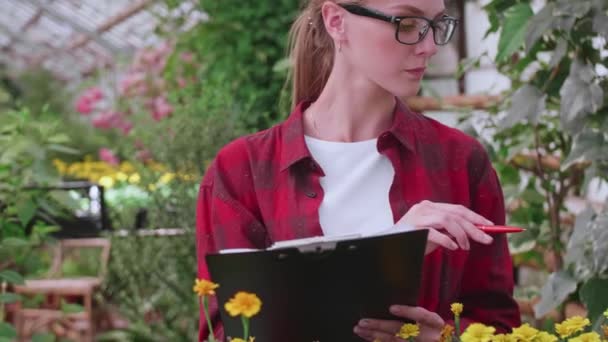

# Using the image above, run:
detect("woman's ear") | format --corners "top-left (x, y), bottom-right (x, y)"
top-left (321, 2), bottom-right (347, 42)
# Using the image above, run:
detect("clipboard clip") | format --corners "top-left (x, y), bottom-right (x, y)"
top-left (297, 241), bottom-right (338, 254)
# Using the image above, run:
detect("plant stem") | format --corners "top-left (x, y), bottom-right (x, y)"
top-left (202, 296), bottom-right (216, 342)
top-left (455, 316), bottom-right (461, 337)
top-left (242, 316), bottom-right (249, 340)
top-left (0, 281), bottom-right (6, 323)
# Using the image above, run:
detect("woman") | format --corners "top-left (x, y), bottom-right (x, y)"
top-left (196, 0), bottom-right (521, 340)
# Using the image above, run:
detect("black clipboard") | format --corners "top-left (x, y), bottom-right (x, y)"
top-left (206, 229), bottom-right (428, 342)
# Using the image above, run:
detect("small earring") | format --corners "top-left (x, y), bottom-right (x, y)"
top-left (338, 40), bottom-right (342, 52)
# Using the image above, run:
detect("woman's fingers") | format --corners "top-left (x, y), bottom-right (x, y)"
top-left (430, 202), bottom-right (493, 225)
top-left (427, 229), bottom-right (457, 253)
top-left (354, 326), bottom-right (399, 341)
top-left (354, 319), bottom-right (403, 341)
top-left (389, 306), bottom-right (445, 329)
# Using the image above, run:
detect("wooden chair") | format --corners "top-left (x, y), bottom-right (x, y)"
top-left (14, 238), bottom-right (111, 342)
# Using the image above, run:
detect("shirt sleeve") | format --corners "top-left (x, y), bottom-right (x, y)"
top-left (457, 143), bottom-right (521, 333)
top-left (195, 157), bottom-right (266, 341)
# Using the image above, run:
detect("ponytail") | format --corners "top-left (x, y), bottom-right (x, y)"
top-left (287, 0), bottom-right (361, 109)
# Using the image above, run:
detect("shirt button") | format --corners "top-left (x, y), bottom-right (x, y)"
top-left (305, 190), bottom-right (317, 198)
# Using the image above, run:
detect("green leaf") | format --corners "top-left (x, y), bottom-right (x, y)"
top-left (16, 198), bottom-right (36, 226)
top-left (61, 301), bottom-right (84, 314)
top-left (525, 3), bottom-right (556, 53)
top-left (0, 323), bottom-right (16, 339)
top-left (31, 332), bottom-right (55, 342)
top-left (0, 292), bottom-right (22, 304)
top-left (47, 144), bottom-right (80, 155)
top-left (0, 270), bottom-right (25, 285)
top-left (560, 60), bottom-right (604, 134)
top-left (499, 85), bottom-right (546, 130)
top-left (496, 3), bottom-right (534, 62)
top-left (1, 237), bottom-right (29, 248)
top-left (534, 270), bottom-right (578, 318)
top-left (580, 278), bottom-right (608, 323)
top-left (272, 57), bottom-right (292, 73)
top-left (47, 133), bottom-right (70, 144)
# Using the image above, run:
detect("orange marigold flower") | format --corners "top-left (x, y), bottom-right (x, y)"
top-left (451, 303), bottom-right (464, 317)
top-left (568, 332), bottom-right (601, 342)
top-left (225, 292), bottom-right (262, 318)
top-left (441, 325), bottom-right (455, 342)
top-left (555, 316), bottom-right (591, 339)
top-left (193, 278), bottom-right (219, 297)
top-left (396, 323), bottom-right (420, 339)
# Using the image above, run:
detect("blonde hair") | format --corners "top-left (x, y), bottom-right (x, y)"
top-left (287, 0), bottom-right (363, 108)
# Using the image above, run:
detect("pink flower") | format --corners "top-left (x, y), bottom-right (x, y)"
top-left (179, 52), bottom-right (194, 63)
top-left (151, 96), bottom-right (173, 121)
top-left (92, 111), bottom-right (122, 130)
top-left (136, 149), bottom-right (152, 162)
top-left (177, 77), bottom-right (187, 88)
top-left (86, 87), bottom-right (104, 101)
top-left (117, 120), bottom-right (133, 135)
top-left (75, 87), bottom-right (105, 115)
top-left (119, 72), bottom-right (146, 96)
top-left (99, 148), bottom-right (119, 166)
top-left (75, 97), bottom-right (93, 114)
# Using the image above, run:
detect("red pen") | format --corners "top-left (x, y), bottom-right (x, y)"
top-left (475, 225), bottom-right (525, 234)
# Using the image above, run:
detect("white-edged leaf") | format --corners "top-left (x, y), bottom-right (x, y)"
top-left (525, 3), bottom-right (556, 52)
top-left (564, 207), bottom-right (594, 265)
top-left (593, 12), bottom-right (608, 38)
top-left (499, 85), bottom-right (546, 129)
top-left (549, 38), bottom-right (568, 68)
top-left (534, 271), bottom-right (578, 318)
top-left (560, 60), bottom-right (605, 134)
top-left (562, 130), bottom-right (607, 170)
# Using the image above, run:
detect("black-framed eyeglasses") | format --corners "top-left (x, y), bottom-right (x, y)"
top-left (339, 4), bottom-right (459, 46)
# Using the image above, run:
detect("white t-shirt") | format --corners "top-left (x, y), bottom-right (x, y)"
top-left (304, 136), bottom-right (396, 237)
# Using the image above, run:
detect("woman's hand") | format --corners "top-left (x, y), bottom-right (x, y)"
top-left (396, 200), bottom-right (494, 254)
top-left (354, 305), bottom-right (444, 341)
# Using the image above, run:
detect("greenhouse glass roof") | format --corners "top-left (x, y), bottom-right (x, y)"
top-left (0, 0), bottom-right (204, 82)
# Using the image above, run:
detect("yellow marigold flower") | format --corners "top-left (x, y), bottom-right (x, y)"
top-left (535, 331), bottom-right (558, 342)
top-left (441, 325), bottom-right (455, 342)
top-left (461, 323), bottom-right (496, 342)
top-left (604, 309), bottom-right (608, 319)
top-left (511, 323), bottom-right (539, 342)
top-left (602, 325), bottom-right (608, 338)
top-left (451, 303), bottom-right (464, 317)
top-left (555, 316), bottom-right (591, 338)
top-left (569, 332), bottom-right (602, 342)
top-left (225, 292), bottom-right (262, 318)
top-left (230, 338), bottom-right (255, 342)
top-left (491, 333), bottom-right (516, 342)
top-left (193, 278), bottom-right (219, 297)
top-left (396, 323), bottom-right (420, 339)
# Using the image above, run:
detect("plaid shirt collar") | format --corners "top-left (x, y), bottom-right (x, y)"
top-left (279, 98), bottom-right (418, 172)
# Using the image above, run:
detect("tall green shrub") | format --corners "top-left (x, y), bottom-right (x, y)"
top-left (480, 0), bottom-right (608, 323)
top-left (166, 0), bottom-right (302, 131)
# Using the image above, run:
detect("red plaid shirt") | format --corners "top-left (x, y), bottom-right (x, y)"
top-left (196, 100), bottom-right (520, 340)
